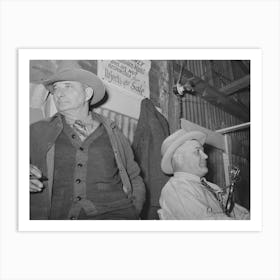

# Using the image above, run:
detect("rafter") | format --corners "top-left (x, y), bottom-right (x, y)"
top-left (219, 74), bottom-right (250, 96)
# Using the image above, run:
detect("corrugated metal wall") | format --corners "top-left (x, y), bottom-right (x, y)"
top-left (95, 107), bottom-right (138, 144)
top-left (179, 61), bottom-right (250, 208)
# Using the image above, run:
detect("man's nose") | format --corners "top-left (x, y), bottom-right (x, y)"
top-left (55, 88), bottom-right (66, 97)
top-left (202, 151), bottom-right (208, 159)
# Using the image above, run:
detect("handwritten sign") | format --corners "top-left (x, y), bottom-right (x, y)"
top-left (98, 60), bottom-right (151, 98)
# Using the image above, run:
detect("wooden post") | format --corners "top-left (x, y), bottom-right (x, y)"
top-left (222, 134), bottom-right (232, 186)
top-left (167, 61), bottom-right (181, 132)
top-left (156, 60), bottom-right (170, 119)
top-left (156, 60), bottom-right (180, 132)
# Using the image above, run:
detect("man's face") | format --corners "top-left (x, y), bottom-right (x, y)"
top-left (175, 140), bottom-right (208, 177)
top-left (51, 81), bottom-right (87, 113)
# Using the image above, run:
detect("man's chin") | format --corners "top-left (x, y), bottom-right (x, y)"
top-left (57, 105), bottom-right (70, 112)
top-left (200, 167), bottom-right (208, 176)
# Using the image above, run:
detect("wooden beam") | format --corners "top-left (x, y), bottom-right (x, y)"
top-left (173, 63), bottom-right (250, 121)
top-left (220, 74), bottom-right (250, 96)
top-left (198, 84), bottom-right (249, 121)
top-left (216, 122), bottom-right (250, 134)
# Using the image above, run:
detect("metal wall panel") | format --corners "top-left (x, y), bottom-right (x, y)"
top-left (95, 107), bottom-right (138, 144)
top-left (178, 61), bottom-right (250, 207)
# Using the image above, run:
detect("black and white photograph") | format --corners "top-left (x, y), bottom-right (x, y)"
top-left (28, 59), bottom-right (251, 221)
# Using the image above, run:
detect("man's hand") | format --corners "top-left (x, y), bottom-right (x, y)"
top-left (30, 164), bottom-right (44, 192)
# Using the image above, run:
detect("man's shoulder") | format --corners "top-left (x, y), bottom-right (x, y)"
top-left (30, 115), bottom-right (59, 132)
top-left (92, 112), bottom-right (119, 131)
top-left (163, 175), bottom-right (198, 195)
top-left (160, 178), bottom-right (175, 193)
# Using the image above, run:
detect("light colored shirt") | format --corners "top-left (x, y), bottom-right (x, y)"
top-left (65, 114), bottom-right (99, 141)
top-left (158, 172), bottom-right (250, 220)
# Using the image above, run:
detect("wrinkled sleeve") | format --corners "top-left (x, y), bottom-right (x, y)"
top-left (159, 181), bottom-right (209, 220)
top-left (159, 181), bottom-right (245, 220)
top-left (115, 129), bottom-right (146, 214)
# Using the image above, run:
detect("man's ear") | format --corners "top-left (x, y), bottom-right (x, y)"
top-left (85, 87), bottom-right (94, 101)
top-left (172, 151), bottom-right (183, 171)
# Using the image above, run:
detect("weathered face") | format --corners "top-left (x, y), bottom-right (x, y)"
top-left (174, 140), bottom-right (208, 177)
top-left (51, 81), bottom-right (88, 113)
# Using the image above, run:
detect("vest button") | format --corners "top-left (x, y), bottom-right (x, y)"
top-left (75, 179), bottom-right (81, 184)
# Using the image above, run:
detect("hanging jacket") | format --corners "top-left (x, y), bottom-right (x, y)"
top-left (132, 98), bottom-right (170, 219)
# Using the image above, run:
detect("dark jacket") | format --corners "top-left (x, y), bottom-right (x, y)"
top-left (132, 98), bottom-right (170, 219)
top-left (30, 112), bottom-right (145, 219)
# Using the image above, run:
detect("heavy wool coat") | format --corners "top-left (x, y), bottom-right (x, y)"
top-left (30, 112), bottom-right (145, 219)
top-left (132, 98), bottom-right (170, 219)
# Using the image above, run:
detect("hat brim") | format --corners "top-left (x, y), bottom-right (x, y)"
top-left (161, 131), bottom-right (206, 174)
top-left (34, 68), bottom-right (106, 105)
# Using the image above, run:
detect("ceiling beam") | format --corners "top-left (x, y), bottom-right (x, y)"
top-left (173, 63), bottom-right (250, 121)
top-left (219, 74), bottom-right (250, 96)
top-left (198, 83), bottom-right (249, 121)
top-left (183, 77), bottom-right (249, 122)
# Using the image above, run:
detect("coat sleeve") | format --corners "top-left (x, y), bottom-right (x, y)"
top-left (114, 128), bottom-right (146, 214)
top-left (30, 123), bottom-right (43, 167)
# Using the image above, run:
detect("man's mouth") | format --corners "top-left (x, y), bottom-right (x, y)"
top-left (58, 100), bottom-right (68, 104)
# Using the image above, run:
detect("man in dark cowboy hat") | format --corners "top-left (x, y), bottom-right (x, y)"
top-left (30, 66), bottom-right (145, 220)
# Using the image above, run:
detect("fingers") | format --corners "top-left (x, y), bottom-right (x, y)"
top-left (30, 165), bottom-right (46, 193)
top-left (30, 164), bottom-right (42, 179)
top-left (30, 179), bottom-right (44, 193)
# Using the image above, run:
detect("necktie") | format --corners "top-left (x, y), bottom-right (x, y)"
top-left (200, 178), bottom-right (225, 212)
top-left (72, 120), bottom-right (89, 141)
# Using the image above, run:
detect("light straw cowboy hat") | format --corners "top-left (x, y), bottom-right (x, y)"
top-left (31, 65), bottom-right (106, 105)
top-left (161, 129), bottom-right (207, 174)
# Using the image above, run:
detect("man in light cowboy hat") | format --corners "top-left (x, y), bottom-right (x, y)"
top-left (158, 120), bottom-right (250, 220)
top-left (30, 65), bottom-right (145, 220)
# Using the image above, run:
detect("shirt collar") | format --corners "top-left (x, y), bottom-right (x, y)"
top-left (173, 172), bottom-right (201, 183)
top-left (58, 113), bottom-right (94, 126)
top-left (173, 172), bottom-right (224, 193)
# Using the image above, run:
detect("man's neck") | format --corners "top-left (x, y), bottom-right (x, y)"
top-left (173, 171), bottom-right (202, 181)
top-left (59, 106), bottom-right (92, 124)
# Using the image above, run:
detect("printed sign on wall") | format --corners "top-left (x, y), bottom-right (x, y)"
top-left (98, 60), bottom-right (151, 98)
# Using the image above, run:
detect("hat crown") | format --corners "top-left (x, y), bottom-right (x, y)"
top-left (161, 129), bottom-right (207, 174)
top-left (55, 61), bottom-right (81, 72)
top-left (30, 62), bottom-right (106, 106)
top-left (161, 129), bottom-right (185, 156)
